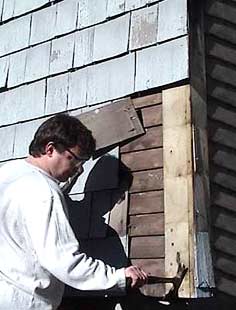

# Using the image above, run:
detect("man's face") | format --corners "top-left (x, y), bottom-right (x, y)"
top-left (49, 145), bottom-right (87, 182)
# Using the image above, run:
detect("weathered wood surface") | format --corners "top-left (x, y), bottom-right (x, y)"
top-left (207, 100), bottom-right (236, 128)
top-left (121, 148), bottom-right (163, 172)
top-left (141, 105), bottom-right (162, 128)
top-left (130, 236), bottom-right (164, 259)
top-left (120, 126), bottom-right (162, 153)
top-left (129, 191), bottom-right (164, 215)
top-left (130, 169), bottom-right (163, 193)
top-left (129, 214), bottom-right (164, 236)
top-left (132, 93), bottom-right (162, 109)
top-left (77, 99), bottom-right (144, 150)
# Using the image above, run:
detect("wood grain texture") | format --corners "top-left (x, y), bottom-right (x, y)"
top-left (130, 169), bottom-right (163, 193)
top-left (130, 236), bottom-right (164, 259)
top-left (129, 191), bottom-right (164, 215)
top-left (132, 93), bottom-right (162, 109)
top-left (129, 213), bottom-right (164, 236)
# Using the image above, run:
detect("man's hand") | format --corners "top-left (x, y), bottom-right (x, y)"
top-left (125, 265), bottom-right (148, 289)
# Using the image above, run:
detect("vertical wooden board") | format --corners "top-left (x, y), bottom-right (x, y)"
top-left (163, 85), bottom-right (195, 297)
top-left (0, 56), bottom-right (9, 88)
top-left (157, 0), bottom-right (187, 42)
top-left (130, 169), bottom-right (163, 193)
top-left (130, 5), bottom-right (158, 50)
top-left (73, 27), bottom-right (95, 68)
top-left (30, 5), bottom-right (56, 45)
top-left (129, 190), bottom-right (164, 215)
top-left (141, 104), bottom-right (162, 127)
top-left (8, 50), bottom-right (27, 87)
top-left (49, 33), bottom-right (74, 75)
top-left (93, 14), bottom-right (130, 61)
top-left (89, 191), bottom-right (112, 238)
top-left (67, 193), bottom-right (92, 239)
top-left (129, 213), bottom-right (164, 236)
top-left (25, 42), bottom-right (50, 82)
top-left (121, 148), bottom-right (163, 172)
top-left (120, 126), bottom-right (163, 153)
top-left (45, 74), bottom-right (69, 115)
top-left (130, 236), bottom-right (165, 258)
top-left (68, 68), bottom-right (88, 110)
top-left (55, 0), bottom-right (78, 35)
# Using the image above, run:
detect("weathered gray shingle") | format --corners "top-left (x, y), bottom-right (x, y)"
top-left (30, 5), bottom-right (56, 45)
top-left (8, 50), bottom-right (27, 87)
top-left (25, 42), bottom-right (50, 82)
top-left (157, 0), bottom-right (187, 42)
top-left (0, 15), bottom-right (31, 57)
top-left (0, 125), bottom-right (15, 161)
top-left (68, 68), bottom-right (88, 110)
top-left (78, 0), bottom-right (107, 29)
top-left (107, 0), bottom-right (125, 17)
top-left (73, 27), bottom-right (95, 68)
top-left (14, 0), bottom-right (49, 18)
top-left (135, 36), bottom-right (188, 91)
top-left (49, 33), bottom-right (74, 75)
top-left (45, 74), bottom-right (69, 115)
top-left (125, 0), bottom-right (157, 11)
top-left (87, 54), bottom-right (135, 105)
top-left (2, 0), bottom-right (14, 21)
top-left (55, 0), bottom-right (78, 35)
top-left (93, 14), bottom-right (130, 61)
top-left (0, 56), bottom-right (9, 88)
top-left (130, 5), bottom-right (158, 50)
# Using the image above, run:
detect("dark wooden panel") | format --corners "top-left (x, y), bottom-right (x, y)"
top-left (207, 78), bottom-right (236, 108)
top-left (214, 254), bottom-right (236, 278)
top-left (207, 58), bottom-right (236, 88)
top-left (210, 165), bottom-right (236, 192)
top-left (208, 100), bottom-right (236, 128)
top-left (129, 191), bottom-right (164, 215)
top-left (132, 93), bottom-right (162, 109)
top-left (131, 258), bottom-right (165, 297)
top-left (205, 0), bottom-right (236, 25)
top-left (212, 229), bottom-right (236, 257)
top-left (121, 148), bottom-right (163, 172)
top-left (130, 236), bottom-right (165, 258)
top-left (211, 206), bottom-right (236, 235)
top-left (206, 37), bottom-right (236, 66)
top-left (141, 105), bottom-right (162, 128)
top-left (129, 214), bottom-right (164, 236)
top-left (208, 120), bottom-right (236, 150)
top-left (211, 185), bottom-right (236, 213)
top-left (215, 270), bottom-right (236, 298)
top-left (130, 169), bottom-right (163, 193)
top-left (120, 126), bottom-right (163, 153)
top-left (205, 16), bottom-right (236, 45)
top-left (209, 143), bottom-right (236, 172)
top-left (77, 99), bottom-right (144, 150)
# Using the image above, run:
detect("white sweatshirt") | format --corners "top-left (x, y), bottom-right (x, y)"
top-left (0, 160), bottom-right (126, 309)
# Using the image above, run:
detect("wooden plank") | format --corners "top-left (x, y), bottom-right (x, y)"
top-left (211, 185), bottom-right (236, 213)
top-left (109, 191), bottom-right (128, 237)
top-left (0, 56), bottom-right (9, 88)
top-left (209, 143), bottom-right (236, 173)
top-left (214, 271), bottom-right (236, 298)
top-left (120, 126), bottom-right (162, 153)
top-left (163, 85), bottom-right (194, 297)
top-left (130, 169), bottom-right (163, 193)
top-left (208, 120), bottom-right (236, 151)
top-left (77, 99), bottom-right (144, 150)
top-left (141, 105), bottom-right (162, 128)
top-left (129, 214), bottom-right (164, 236)
top-left (212, 206), bottom-right (236, 235)
top-left (207, 100), bottom-right (236, 129)
top-left (213, 229), bottom-right (236, 257)
top-left (121, 148), bottom-right (163, 172)
top-left (210, 165), bottom-right (236, 193)
top-left (131, 258), bottom-right (165, 297)
top-left (206, 0), bottom-right (236, 25)
top-left (206, 38), bottom-right (236, 67)
top-left (130, 236), bottom-right (164, 259)
top-left (129, 190), bottom-right (164, 215)
top-left (214, 255), bottom-right (236, 278)
top-left (132, 93), bottom-right (162, 109)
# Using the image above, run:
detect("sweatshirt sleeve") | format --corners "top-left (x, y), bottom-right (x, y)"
top-left (22, 185), bottom-right (126, 292)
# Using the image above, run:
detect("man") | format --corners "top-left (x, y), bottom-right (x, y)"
top-left (0, 114), bottom-right (147, 309)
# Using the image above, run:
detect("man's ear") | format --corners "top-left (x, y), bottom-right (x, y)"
top-left (45, 142), bottom-right (55, 157)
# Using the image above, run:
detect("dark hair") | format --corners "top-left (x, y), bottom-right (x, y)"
top-left (29, 114), bottom-right (96, 157)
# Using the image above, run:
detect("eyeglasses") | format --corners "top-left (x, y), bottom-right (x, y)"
top-left (65, 148), bottom-right (90, 164)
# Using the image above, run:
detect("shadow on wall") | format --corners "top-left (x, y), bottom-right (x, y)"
top-left (63, 154), bottom-right (132, 298)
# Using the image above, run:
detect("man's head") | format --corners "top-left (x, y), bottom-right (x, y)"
top-left (29, 114), bottom-right (96, 182)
